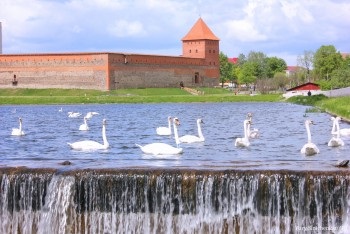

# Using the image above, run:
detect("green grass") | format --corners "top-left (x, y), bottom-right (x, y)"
top-left (286, 94), bottom-right (350, 120)
top-left (0, 88), bottom-right (281, 105)
top-left (2, 88), bottom-right (349, 120)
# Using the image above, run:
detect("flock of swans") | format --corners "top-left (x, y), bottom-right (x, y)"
top-left (9, 107), bottom-right (350, 166)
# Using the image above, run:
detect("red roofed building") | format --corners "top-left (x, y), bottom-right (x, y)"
top-left (228, 58), bottom-right (238, 64)
top-left (283, 82), bottom-right (321, 98)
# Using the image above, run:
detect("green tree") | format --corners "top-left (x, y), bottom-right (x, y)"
top-left (238, 62), bottom-right (256, 85)
top-left (219, 52), bottom-right (234, 87)
top-left (266, 57), bottom-right (287, 78)
top-left (297, 50), bottom-right (314, 82)
top-left (273, 72), bottom-right (288, 90)
top-left (313, 45), bottom-right (343, 80)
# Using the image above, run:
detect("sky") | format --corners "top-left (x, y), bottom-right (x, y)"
top-left (0, 0), bottom-right (349, 66)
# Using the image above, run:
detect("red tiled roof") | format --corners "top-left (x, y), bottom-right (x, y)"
top-left (182, 18), bottom-right (220, 41)
top-left (228, 58), bottom-right (238, 64)
top-left (286, 82), bottom-right (320, 91)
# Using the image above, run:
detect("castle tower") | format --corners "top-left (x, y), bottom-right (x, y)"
top-left (182, 18), bottom-right (220, 66)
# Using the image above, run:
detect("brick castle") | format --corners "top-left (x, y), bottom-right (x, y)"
top-left (0, 18), bottom-right (220, 91)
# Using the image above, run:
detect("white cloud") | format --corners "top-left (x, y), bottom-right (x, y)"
top-left (0, 0), bottom-right (349, 65)
top-left (108, 20), bottom-right (147, 38)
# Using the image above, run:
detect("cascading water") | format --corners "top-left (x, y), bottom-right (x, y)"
top-left (0, 168), bottom-right (349, 233)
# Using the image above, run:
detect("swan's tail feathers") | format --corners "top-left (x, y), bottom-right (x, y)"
top-left (135, 144), bottom-right (142, 148)
top-left (67, 143), bottom-right (73, 148)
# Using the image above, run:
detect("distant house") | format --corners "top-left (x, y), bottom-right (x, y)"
top-left (228, 57), bottom-right (238, 64)
top-left (283, 82), bottom-right (321, 98)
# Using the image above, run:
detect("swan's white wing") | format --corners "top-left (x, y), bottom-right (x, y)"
top-left (235, 137), bottom-right (250, 147)
top-left (79, 124), bottom-right (89, 131)
top-left (136, 143), bottom-right (183, 155)
top-left (179, 135), bottom-right (203, 143)
top-left (339, 128), bottom-right (350, 136)
top-left (156, 127), bottom-right (171, 136)
top-left (328, 137), bottom-right (344, 147)
top-left (68, 140), bottom-right (106, 151)
top-left (11, 128), bottom-right (25, 136)
top-left (301, 143), bottom-right (319, 155)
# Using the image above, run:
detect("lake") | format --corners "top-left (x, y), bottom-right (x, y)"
top-left (1, 102), bottom-right (349, 171)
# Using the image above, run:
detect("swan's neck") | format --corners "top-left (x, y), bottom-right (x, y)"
top-left (306, 122), bottom-right (312, 143)
top-left (168, 118), bottom-right (172, 134)
top-left (335, 120), bottom-right (341, 138)
top-left (246, 122), bottom-right (251, 135)
top-left (197, 121), bottom-right (204, 140)
top-left (102, 124), bottom-right (109, 147)
top-left (331, 119), bottom-right (337, 135)
top-left (19, 120), bottom-right (22, 131)
top-left (84, 118), bottom-right (88, 125)
top-left (243, 121), bottom-right (249, 140)
top-left (173, 122), bottom-right (180, 147)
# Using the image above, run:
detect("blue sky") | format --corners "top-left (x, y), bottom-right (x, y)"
top-left (0, 0), bottom-right (349, 65)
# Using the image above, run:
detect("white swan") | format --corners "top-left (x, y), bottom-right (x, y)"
top-left (68, 119), bottom-right (109, 151)
top-left (85, 111), bottom-right (99, 119)
top-left (301, 119), bottom-right (319, 155)
top-left (333, 117), bottom-right (350, 136)
top-left (79, 117), bottom-right (89, 131)
top-left (246, 112), bottom-right (259, 138)
top-left (11, 117), bottom-right (25, 136)
top-left (68, 112), bottom-right (82, 118)
top-left (156, 116), bottom-right (172, 136)
top-left (328, 117), bottom-right (344, 147)
top-left (235, 119), bottom-right (250, 147)
top-left (58, 107), bottom-right (63, 112)
top-left (179, 118), bottom-right (205, 143)
top-left (136, 117), bottom-right (183, 155)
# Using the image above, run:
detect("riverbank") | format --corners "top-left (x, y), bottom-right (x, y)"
top-left (1, 88), bottom-right (349, 120)
top-left (0, 88), bottom-right (282, 104)
top-left (286, 94), bottom-right (350, 121)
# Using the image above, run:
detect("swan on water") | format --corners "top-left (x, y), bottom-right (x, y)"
top-left (68, 112), bottom-right (82, 118)
top-left (58, 107), bottom-right (63, 112)
top-left (11, 117), bottom-right (25, 136)
top-left (328, 117), bottom-right (344, 147)
top-left (136, 117), bottom-right (183, 155)
top-left (235, 119), bottom-right (250, 147)
top-left (68, 119), bottom-right (109, 151)
top-left (332, 117), bottom-right (350, 136)
top-left (179, 118), bottom-right (205, 143)
top-left (246, 113), bottom-right (259, 138)
top-left (301, 119), bottom-right (319, 156)
top-left (85, 112), bottom-right (99, 119)
top-left (79, 117), bottom-right (89, 131)
top-left (156, 116), bottom-right (172, 136)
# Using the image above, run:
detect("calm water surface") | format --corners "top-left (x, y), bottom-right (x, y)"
top-left (1, 102), bottom-right (349, 171)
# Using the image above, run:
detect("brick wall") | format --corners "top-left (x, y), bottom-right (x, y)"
top-left (0, 52), bottom-right (219, 90)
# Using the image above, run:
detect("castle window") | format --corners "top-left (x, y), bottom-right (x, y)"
top-left (196, 49), bottom-right (198, 53)
top-left (213, 50), bottom-right (216, 53)
top-left (189, 50), bottom-right (191, 53)
top-left (209, 49), bottom-right (211, 53)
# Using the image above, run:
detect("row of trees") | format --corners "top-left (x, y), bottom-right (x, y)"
top-left (219, 51), bottom-right (287, 93)
top-left (220, 45), bottom-right (350, 92)
top-left (298, 45), bottom-right (350, 90)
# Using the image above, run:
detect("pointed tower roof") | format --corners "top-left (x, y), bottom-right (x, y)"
top-left (182, 18), bottom-right (219, 41)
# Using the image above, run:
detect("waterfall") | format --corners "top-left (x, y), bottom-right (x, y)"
top-left (1, 168), bottom-right (349, 233)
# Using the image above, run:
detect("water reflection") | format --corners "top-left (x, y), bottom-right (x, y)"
top-left (0, 102), bottom-right (349, 171)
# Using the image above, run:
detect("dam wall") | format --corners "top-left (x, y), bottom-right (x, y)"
top-left (1, 167), bottom-right (349, 233)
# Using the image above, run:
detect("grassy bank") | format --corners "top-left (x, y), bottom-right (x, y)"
top-left (2, 88), bottom-right (348, 120)
top-left (0, 88), bottom-right (282, 104)
top-left (287, 94), bottom-right (350, 120)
